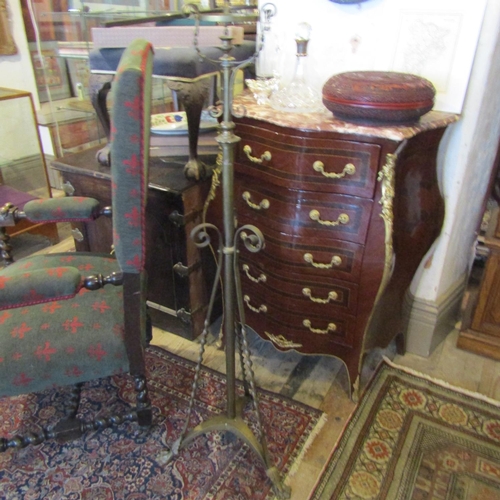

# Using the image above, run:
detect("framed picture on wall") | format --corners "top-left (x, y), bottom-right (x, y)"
top-left (0, 0), bottom-right (17, 55)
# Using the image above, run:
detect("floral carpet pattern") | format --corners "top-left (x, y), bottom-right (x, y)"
top-left (310, 360), bottom-right (500, 500)
top-left (0, 346), bottom-right (324, 499)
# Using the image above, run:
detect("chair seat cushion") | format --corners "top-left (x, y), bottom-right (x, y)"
top-left (0, 253), bottom-right (130, 397)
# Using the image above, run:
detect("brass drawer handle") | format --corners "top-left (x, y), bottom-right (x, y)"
top-left (304, 252), bottom-right (342, 269)
top-left (309, 210), bottom-right (350, 227)
top-left (242, 264), bottom-right (267, 283)
top-left (302, 288), bottom-right (339, 303)
top-left (264, 331), bottom-right (302, 349)
top-left (313, 161), bottom-right (356, 179)
top-left (242, 191), bottom-right (270, 211)
top-left (244, 295), bottom-right (268, 313)
top-left (303, 319), bottom-right (337, 334)
top-left (243, 145), bottom-right (272, 164)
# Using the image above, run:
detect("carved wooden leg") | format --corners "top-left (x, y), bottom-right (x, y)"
top-left (89, 73), bottom-right (114, 166)
top-left (67, 383), bottom-right (83, 419)
top-left (134, 374), bottom-right (152, 427)
top-left (0, 429), bottom-right (49, 452)
top-left (166, 78), bottom-right (212, 181)
top-left (0, 202), bottom-right (17, 266)
top-left (0, 226), bottom-right (13, 266)
top-left (0, 379), bottom-right (152, 453)
top-left (51, 383), bottom-right (85, 442)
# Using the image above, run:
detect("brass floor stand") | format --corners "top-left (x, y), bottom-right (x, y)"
top-left (165, 4), bottom-right (289, 499)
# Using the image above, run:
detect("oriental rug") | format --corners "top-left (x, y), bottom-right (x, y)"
top-left (310, 359), bottom-right (500, 500)
top-left (0, 346), bottom-right (325, 499)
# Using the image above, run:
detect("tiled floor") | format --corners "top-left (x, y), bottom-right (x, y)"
top-left (18, 233), bottom-right (500, 499)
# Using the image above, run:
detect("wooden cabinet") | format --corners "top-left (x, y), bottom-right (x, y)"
top-left (51, 146), bottom-right (219, 340)
top-left (220, 94), bottom-right (458, 392)
top-left (457, 140), bottom-right (500, 359)
top-left (458, 176), bottom-right (500, 358)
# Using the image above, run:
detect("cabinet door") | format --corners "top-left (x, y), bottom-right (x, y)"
top-left (471, 247), bottom-right (500, 338)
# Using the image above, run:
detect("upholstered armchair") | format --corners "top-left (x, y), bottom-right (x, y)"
top-left (0, 39), bottom-right (154, 451)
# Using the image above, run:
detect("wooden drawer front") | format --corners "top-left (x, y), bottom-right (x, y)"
top-left (236, 180), bottom-right (373, 245)
top-left (243, 293), bottom-right (356, 350)
top-left (235, 136), bottom-right (380, 199)
top-left (239, 229), bottom-right (364, 283)
top-left (239, 259), bottom-right (358, 315)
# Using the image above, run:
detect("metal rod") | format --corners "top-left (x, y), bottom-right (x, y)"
top-left (219, 50), bottom-right (238, 419)
top-left (170, 6), bottom-right (290, 496)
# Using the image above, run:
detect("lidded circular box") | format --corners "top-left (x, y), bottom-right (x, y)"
top-left (322, 71), bottom-right (435, 124)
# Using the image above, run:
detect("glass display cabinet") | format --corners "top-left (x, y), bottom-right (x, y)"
top-left (24, 0), bottom-right (256, 161)
top-left (0, 87), bottom-right (58, 243)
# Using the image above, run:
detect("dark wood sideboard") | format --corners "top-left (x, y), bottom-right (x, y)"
top-left (212, 94), bottom-right (458, 395)
top-left (52, 146), bottom-right (219, 340)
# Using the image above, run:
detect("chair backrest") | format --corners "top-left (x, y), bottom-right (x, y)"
top-left (110, 39), bottom-right (153, 275)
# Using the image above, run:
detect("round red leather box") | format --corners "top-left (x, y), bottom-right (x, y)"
top-left (322, 71), bottom-right (435, 124)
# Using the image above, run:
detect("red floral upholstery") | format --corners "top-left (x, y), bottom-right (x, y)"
top-left (111, 41), bottom-right (152, 274)
top-left (0, 40), bottom-right (154, 436)
top-left (0, 254), bottom-right (125, 397)
top-left (0, 263), bottom-right (82, 311)
top-left (23, 197), bottom-right (101, 223)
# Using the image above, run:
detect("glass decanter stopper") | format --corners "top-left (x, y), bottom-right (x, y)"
top-left (269, 22), bottom-right (323, 113)
top-left (256, 3), bottom-right (280, 80)
top-left (245, 3), bottom-right (279, 105)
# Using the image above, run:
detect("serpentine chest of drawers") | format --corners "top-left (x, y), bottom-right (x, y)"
top-left (225, 94), bottom-right (458, 394)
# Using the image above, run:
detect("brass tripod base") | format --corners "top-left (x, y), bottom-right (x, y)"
top-left (169, 397), bottom-right (291, 499)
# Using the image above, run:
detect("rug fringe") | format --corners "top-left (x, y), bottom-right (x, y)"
top-left (382, 356), bottom-right (500, 407)
top-left (284, 413), bottom-right (328, 480)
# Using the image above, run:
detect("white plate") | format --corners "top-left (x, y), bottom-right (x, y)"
top-left (151, 111), bottom-right (218, 135)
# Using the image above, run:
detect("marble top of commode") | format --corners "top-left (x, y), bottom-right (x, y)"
top-left (233, 93), bottom-right (460, 142)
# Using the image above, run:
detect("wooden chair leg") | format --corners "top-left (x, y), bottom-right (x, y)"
top-left (145, 309), bottom-right (153, 345)
top-left (134, 374), bottom-right (152, 427)
top-left (0, 429), bottom-right (47, 452)
top-left (0, 224), bottom-right (14, 266)
top-left (51, 382), bottom-right (85, 442)
top-left (67, 382), bottom-right (83, 419)
top-left (1, 377), bottom-right (152, 453)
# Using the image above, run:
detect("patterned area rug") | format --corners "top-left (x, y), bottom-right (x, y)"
top-left (0, 346), bottom-right (324, 499)
top-left (310, 359), bottom-right (500, 499)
